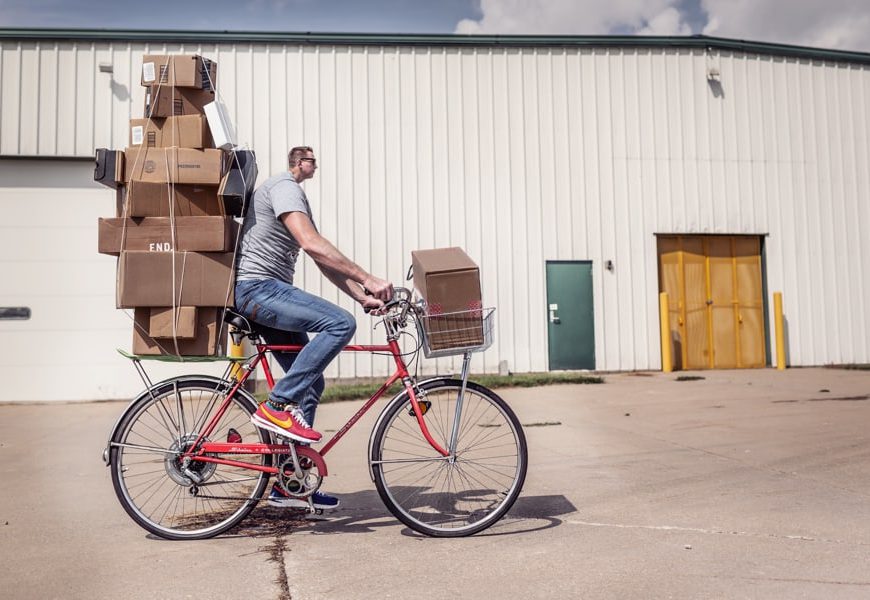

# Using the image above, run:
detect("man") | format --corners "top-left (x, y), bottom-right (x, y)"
top-left (234, 146), bottom-right (393, 510)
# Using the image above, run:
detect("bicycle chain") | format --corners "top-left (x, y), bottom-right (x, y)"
top-left (188, 491), bottom-right (268, 502)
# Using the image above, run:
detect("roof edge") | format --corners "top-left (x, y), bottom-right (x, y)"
top-left (2, 29), bottom-right (870, 65)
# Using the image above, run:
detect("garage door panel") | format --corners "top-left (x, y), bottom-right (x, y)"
top-left (3, 358), bottom-right (227, 402)
top-left (657, 234), bottom-right (766, 370)
top-left (0, 293), bottom-right (125, 332)
top-left (0, 160), bottom-right (187, 402)
top-left (1, 225), bottom-right (110, 261)
top-left (1, 259), bottom-right (116, 298)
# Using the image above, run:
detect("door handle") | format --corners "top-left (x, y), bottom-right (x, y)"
top-left (549, 305), bottom-right (560, 324)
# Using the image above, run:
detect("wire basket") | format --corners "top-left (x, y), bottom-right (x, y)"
top-left (415, 307), bottom-right (495, 358)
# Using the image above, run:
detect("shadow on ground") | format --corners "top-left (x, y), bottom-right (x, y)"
top-left (219, 490), bottom-right (576, 539)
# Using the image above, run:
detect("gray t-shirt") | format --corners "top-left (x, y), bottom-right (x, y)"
top-left (235, 172), bottom-right (315, 284)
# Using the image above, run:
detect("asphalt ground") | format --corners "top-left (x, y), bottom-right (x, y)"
top-left (1, 367), bottom-right (869, 599)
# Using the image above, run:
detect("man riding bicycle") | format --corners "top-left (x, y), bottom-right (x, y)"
top-left (234, 145), bottom-right (393, 509)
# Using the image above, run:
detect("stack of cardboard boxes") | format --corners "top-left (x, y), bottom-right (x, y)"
top-left (95, 54), bottom-right (257, 356)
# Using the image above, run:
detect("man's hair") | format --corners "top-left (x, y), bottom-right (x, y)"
top-left (288, 146), bottom-right (314, 168)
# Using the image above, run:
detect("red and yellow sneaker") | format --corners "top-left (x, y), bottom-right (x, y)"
top-left (251, 402), bottom-right (322, 443)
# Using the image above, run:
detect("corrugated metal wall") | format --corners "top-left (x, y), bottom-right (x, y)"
top-left (2, 39), bottom-right (869, 376)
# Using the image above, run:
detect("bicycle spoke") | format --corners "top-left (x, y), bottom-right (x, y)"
top-left (111, 379), bottom-right (271, 539)
top-left (374, 382), bottom-right (526, 536)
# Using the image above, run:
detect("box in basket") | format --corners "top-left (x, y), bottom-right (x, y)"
top-left (410, 247), bottom-right (484, 352)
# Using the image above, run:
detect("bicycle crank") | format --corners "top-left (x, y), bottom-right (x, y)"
top-left (276, 454), bottom-right (323, 499)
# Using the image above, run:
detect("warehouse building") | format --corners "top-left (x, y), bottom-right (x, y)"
top-left (1, 29), bottom-right (868, 401)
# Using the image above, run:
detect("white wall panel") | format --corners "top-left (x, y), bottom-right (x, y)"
top-left (2, 36), bottom-right (870, 402)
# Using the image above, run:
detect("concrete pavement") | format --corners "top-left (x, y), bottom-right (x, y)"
top-left (1, 367), bottom-right (869, 599)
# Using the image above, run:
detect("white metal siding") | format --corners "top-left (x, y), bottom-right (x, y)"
top-left (1, 39), bottom-right (869, 401)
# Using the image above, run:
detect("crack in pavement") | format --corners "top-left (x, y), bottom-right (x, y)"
top-left (262, 536), bottom-right (291, 600)
top-left (711, 575), bottom-right (870, 587)
top-left (566, 519), bottom-right (870, 546)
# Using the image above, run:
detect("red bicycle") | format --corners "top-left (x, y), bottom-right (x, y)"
top-left (103, 287), bottom-right (527, 539)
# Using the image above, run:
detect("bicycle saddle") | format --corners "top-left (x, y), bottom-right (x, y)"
top-left (223, 309), bottom-right (259, 336)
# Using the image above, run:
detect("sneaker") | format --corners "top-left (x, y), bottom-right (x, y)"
top-left (251, 402), bottom-right (322, 443)
top-left (267, 483), bottom-right (340, 510)
top-left (226, 428), bottom-right (242, 444)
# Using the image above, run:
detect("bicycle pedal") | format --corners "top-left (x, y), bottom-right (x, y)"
top-left (408, 400), bottom-right (431, 417)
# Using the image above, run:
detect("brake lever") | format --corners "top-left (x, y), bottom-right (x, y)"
top-left (363, 288), bottom-right (399, 315)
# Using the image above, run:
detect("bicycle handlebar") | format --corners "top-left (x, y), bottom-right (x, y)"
top-left (363, 286), bottom-right (417, 315)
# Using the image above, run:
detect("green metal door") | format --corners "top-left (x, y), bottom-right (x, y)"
top-left (546, 261), bottom-right (595, 370)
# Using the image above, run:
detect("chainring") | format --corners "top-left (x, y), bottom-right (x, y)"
top-left (276, 454), bottom-right (323, 499)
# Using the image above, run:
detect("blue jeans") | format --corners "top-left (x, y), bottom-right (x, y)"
top-left (234, 278), bottom-right (356, 426)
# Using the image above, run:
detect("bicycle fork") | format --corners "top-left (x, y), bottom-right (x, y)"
top-left (405, 351), bottom-right (473, 461)
top-left (447, 352), bottom-right (473, 459)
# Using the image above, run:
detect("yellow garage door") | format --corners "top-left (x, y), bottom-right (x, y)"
top-left (658, 235), bottom-right (766, 370)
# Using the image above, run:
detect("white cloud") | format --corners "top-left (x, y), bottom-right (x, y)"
top-left (637, 7), bottom-right (692, 35)
top-left (702, 0), bottom-right (870, 52)
top-left (455, 0), bottom-right (691, 36)
top-left (455, 0), bottom-right (870, 53)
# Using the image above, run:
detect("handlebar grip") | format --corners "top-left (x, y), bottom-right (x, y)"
top-left (362, 286), bottom-right (409, 314)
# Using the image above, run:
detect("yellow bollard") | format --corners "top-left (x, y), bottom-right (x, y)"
top-left (774, 292), bottom-right (786, 370)
top-left (659, 292), bottom-right (673, 373)
top-left (229, 328), bottom-right (244, 381)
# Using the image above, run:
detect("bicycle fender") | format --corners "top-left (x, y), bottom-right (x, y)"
top-left (101, 376), bottom-right (255, 466)
top-left (366, 377), bottom-right (456, 482)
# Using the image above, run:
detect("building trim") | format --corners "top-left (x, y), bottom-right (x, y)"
top-left (2, 28), bottom-right (870, 66)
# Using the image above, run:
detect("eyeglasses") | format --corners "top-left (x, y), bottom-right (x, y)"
top-left (300, 158), bottom-right (317, 166)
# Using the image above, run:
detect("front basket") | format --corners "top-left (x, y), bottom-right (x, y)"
top-left (415, 307), bottom-right (495, 359)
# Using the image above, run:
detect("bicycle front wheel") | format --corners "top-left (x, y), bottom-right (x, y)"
top-left (109, 377), bottom-right (272, 540)
top-left (371, 379), bottom-right (527, 537)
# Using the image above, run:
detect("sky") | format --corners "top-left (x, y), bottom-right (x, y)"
top-left (2, 0), bottom-right (870, 53)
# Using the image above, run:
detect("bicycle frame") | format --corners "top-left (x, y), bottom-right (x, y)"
top-left (180, 338), bottom-right (450, 475)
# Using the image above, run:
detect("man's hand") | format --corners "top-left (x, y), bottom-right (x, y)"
top-left (362, 276), bottom-right (394, 302)
top-left (361, 295), bottom-right (387, 314)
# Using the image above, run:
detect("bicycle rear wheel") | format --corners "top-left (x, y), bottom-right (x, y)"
top-left (371, 379), bottom-right (527, 537)
top-left (109, 378), bottom-right (272, 540)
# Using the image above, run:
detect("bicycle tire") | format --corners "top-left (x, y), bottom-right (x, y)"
top-left (370, 378), bottom-right (527, 537)
top-left (109, 377), bottom-right (272, 540)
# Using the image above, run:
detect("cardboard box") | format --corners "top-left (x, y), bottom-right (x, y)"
top-left (219, 149), bottom-right (258, 217)
top-left (123, 181), bottom-right (224, 217)
top-left (133, 307), bottom-right (225, 356)
top-left (411, 247), bottom-right (484, 351)
top-left (141, 55), bottom-right (217, 90)
top-left (148, 306), bottom-right (198, 339)
top-left (98, 216), bottom-right (238, 255)
top-left (144, 85), bottom-right (215, 118)
top-left (204, 100), bottom-right (237, 151)
top-left (114, 187), bottom-right (125, 217)
top-left (124, 147), bottom-right (224, 185)
top-left (94, 148), bottom-right (125, 189)
top-left (117, 251), bottom-right (235, 308)
top-left (130, 115), bottom-right (213, 149)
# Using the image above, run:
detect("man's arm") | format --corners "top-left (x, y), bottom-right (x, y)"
top-left (282, 211), bottom-right (393, 305)
top-left (317, 263), bottom-right (367, 303)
